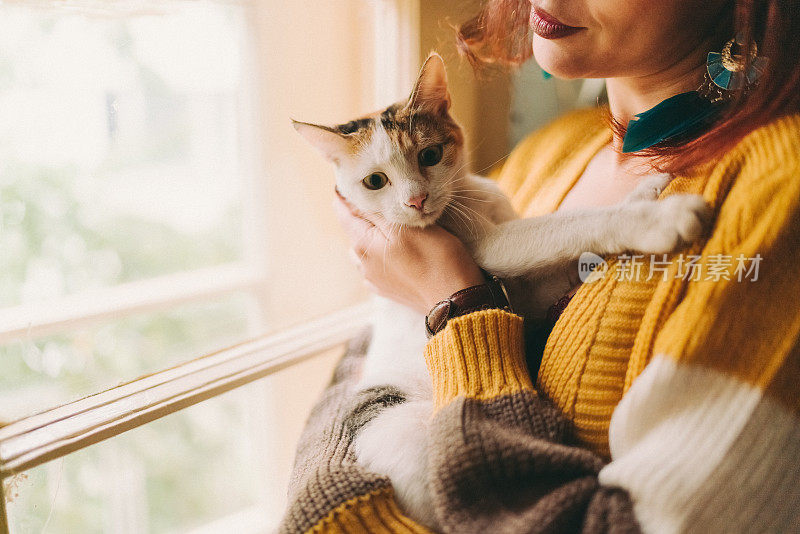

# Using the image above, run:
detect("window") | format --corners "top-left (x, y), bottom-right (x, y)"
top-left (0, 2), bottom-right (258, 417)
top-left (0, 0), bottom-right (407, 531)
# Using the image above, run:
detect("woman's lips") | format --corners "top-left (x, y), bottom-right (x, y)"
top-left (531, 7), bottom-right (584, 39)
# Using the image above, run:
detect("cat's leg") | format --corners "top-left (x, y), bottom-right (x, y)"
top-left (359, 296), bottom-right (431, 394)
top-left (353, 399), bottom-right (439, 531)
top-left (471, 194), bottom-right (713, 278)
top-left (623, 173), bottom-right (673, 202)
top-left (353, 302), bottom-right (436, 527)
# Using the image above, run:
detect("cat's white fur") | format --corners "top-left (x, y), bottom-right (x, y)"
top-left (295, 53), bottom-right (711, 531)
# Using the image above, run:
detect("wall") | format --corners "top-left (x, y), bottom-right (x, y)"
top-left (417, 0), bottom-right (513, 174)
top-left (249, 0), bottom-right (378, 331)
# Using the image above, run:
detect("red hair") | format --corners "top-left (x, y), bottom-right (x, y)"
top-left (456, 0), bottom-right (800, 174)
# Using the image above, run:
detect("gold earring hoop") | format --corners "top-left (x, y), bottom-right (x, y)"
top-left (703, 34), bottom-right (768, 99)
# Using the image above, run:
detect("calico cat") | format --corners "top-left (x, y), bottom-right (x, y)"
top-left (294, 53), bottom-right (710, 530)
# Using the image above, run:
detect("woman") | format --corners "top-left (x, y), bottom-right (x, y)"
top-left (286, 0), bottom-right (800, 532)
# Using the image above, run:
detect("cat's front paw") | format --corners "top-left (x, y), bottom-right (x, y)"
top-left (631, 194), bottom-right (713, 253)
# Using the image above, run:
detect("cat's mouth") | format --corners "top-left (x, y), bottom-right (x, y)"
top-left (395, 206), bottom-right (444, 228)
top-left (418, 210), bottom-right (441, 226)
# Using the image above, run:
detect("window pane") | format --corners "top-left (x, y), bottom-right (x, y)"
top-left (0, 3), bottom-right (250, 308)
top-left (0, 293), bottom-right (256, 422)
top-left (6, 386), bottom-right (267, 534)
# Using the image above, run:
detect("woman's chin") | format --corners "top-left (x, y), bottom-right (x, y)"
top-left (532, 40), bottom-right (594, 79)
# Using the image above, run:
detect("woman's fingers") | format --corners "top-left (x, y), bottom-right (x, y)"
top-left (348, 249), bottom-right (371, 275)
top-left (363, 280), bottom-right (380, 295)
top-left (333, 195), bottom-right (373, 235)
top-left (334, 191), bottom-right (394, 237)
top-left (347, 248), bottom-right (361, 266)
top-left (337, 198), bottom-right (389, 269)
top-left (333, 196), bottom-right (380, 256)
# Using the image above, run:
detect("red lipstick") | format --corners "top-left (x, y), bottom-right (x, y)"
top-left (531, 7), bottom-right (584, 39)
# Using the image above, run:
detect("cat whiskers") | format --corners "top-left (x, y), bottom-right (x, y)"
top-left (453, 198), bottom-right (493, 227)
top-left (449, 193), bottom-right (492, 204)
top-left (452, 187), bottom-right (508, 199)
top-left (471, 150), bottom-right (513, 176)
top-left (445, 197), bottom-right (479, 241)
top-left (382, 221), bottom-right (400, 274)
top-left (351, 209), bottom-right (389, 264)
top-left (449, 197), bottom-right (494, 241)
top-left (381, 220), bottom-right (411, 275)
top-left (444, 149), bottom-right (515, 199)
top-left (448, 163), bottom-right (470, 180)
top-left (441, 141), bottom-right (510, 187)
top-left (441, 162), bottom-right (471, 189)
top-left (359, 230), bottom-right (379, 263)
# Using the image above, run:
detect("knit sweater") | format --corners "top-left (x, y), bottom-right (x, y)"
top-left (281, 108), bottom-right (800, 533)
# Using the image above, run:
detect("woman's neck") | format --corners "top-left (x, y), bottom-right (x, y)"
top-left (605, 42), bottom-right (711, 153)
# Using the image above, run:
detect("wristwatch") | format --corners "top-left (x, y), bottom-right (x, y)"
top-left (425, 275), bottom-right (513, 338)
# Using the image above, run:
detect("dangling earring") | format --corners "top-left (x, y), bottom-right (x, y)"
top-left (699, 34), bottom-right (769, 103)
top-left (620, 34), bottom-right (768, 153)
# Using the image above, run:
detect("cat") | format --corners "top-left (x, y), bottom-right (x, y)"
top-left (293, 53), bottom-right (710, 530)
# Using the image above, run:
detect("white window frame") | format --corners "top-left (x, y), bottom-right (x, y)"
top-left (0, 1), bottom-right (421, 532)
top-left (0, 303), bottom-right (371, 490)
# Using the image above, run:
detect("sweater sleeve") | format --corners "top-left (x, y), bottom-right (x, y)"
top-left (596, 161), bottom-right (800, 533)
top-left (424, 310), bottom-right (641, 533)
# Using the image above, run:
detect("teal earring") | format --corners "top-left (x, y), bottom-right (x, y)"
top-left (701, 34), bottom-right (769, 102)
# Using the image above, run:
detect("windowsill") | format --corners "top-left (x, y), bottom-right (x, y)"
top-left (0, 303), bottom-right (370, 478)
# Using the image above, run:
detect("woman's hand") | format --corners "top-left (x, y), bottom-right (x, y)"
top-left (334, 193), bottom-right (485, 314)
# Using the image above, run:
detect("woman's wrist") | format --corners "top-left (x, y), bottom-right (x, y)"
top-left (423, 278), bottom-right (484, 311)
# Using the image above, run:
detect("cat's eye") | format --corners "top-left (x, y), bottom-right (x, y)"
top-left (362, 172), bottom-right (389, 190)
top-left (418, 145), bottom-right (443, 167)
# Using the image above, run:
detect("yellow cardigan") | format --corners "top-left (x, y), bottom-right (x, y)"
top-left (427, 107), bottom-right (800, 532)
top-left (478, 107), bottom-right (800, 457)
top-left (299, 108), bottom-right (800, 533)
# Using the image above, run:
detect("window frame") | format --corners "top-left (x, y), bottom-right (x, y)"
top-left (0, 303), bottom-right (371, 481)
top-left (0, 264), bottom-right (262, 344)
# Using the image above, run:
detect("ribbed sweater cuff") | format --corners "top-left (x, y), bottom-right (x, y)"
top-left (309, 487), bottom-right (434, 533)
top-left (424, 309), bottom-right (533, 410)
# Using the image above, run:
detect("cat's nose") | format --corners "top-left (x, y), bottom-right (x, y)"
top-left (405, 193), bottom-right (428, 211)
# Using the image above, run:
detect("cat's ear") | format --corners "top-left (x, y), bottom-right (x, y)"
top-left (292, 120), bottom-right (350, 164)
top-left (405, 52), bottom-right (451, 115)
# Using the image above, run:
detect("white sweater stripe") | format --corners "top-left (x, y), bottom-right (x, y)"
top-left (599, 356), bottom-right (800, 534)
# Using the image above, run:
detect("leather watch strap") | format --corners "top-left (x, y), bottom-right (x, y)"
top-left (425, 275), bottom-right (512, 338)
